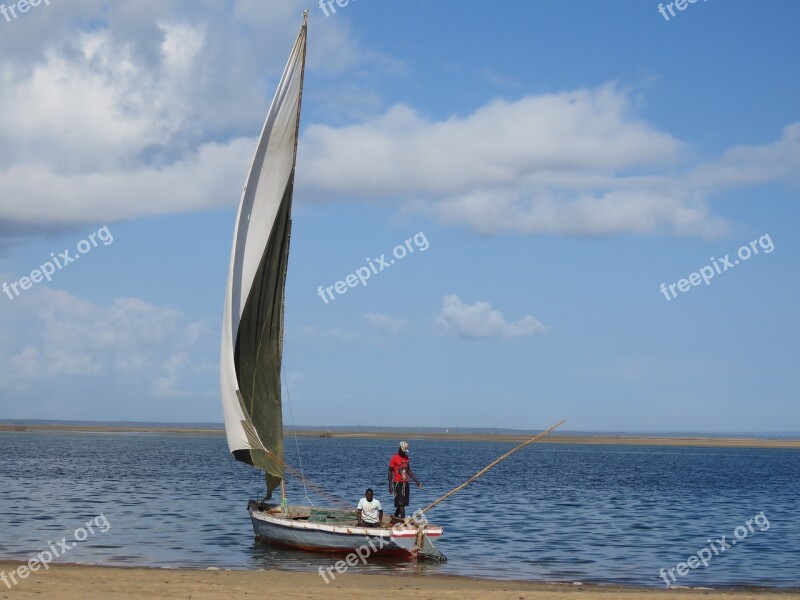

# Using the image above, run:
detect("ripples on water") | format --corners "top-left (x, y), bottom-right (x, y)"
top-left (0, 432), bottom-right (798, 588)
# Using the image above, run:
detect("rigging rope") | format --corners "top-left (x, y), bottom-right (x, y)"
top-left (282, 364), bottom-right (313, 505)
top-left (283, 463), bottom-right (350, 509)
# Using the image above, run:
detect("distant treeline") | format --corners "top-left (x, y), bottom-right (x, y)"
top-left (0, 419), bottom-right (797, 439)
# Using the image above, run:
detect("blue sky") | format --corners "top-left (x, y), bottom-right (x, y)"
top-left (0, 0), bottom-right (798, 432)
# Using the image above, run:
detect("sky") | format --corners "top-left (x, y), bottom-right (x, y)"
top-left (0, 0), bottom-right (798, 433)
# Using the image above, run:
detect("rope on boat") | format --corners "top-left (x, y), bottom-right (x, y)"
top-left (283, 364), bottom-right (313, 505)
top-left (401, 419), bottom-right (567, 527)
top-left (282, 463), bottom-right (351, 508)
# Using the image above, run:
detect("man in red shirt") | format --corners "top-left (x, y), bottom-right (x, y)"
top-left (387, 441), bottom-right (422, 519)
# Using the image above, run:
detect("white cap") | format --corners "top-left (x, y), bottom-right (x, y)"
top-left (399, 441), bottom-right (409, 452)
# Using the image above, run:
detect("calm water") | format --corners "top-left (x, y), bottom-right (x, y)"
top-left (0, 431), bottom-right (798, 588)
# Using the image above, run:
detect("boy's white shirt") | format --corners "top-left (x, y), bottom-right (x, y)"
top-left (357, 497), bottom-right (382, 522)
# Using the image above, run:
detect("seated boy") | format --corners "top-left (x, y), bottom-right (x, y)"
top-left (356, 488), bottom-right (383, 527)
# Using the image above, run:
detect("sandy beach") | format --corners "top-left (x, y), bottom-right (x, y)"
top-left (1, 563), bottom-right (798, 600)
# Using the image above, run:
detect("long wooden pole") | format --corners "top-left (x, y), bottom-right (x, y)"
top-left (403, 419), bottom-right (566, 526)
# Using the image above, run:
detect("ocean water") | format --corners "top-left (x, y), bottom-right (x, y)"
top-left (0, 431), bottom-right (798, 588)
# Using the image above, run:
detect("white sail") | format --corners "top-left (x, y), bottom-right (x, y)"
top-left (220, 14), bottom-right (307, 489)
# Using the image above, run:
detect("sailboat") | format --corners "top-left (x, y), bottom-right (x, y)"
top-left (219, 11), bottom-right (444, 559)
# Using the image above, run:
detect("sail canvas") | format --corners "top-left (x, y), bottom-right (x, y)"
top-left (220, 17), bottom-right (307, 496)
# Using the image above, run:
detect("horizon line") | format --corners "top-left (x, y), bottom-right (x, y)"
top-left (1, 419), bottom-right (799, 438)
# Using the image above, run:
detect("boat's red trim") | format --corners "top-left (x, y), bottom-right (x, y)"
top-left (392, 533), bottom-right (427, 539)
top-left (251, 510), bottom-right (442, 537)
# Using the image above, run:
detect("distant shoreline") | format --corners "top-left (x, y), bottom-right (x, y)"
top-left (2, 423), bottom-right (799, 449)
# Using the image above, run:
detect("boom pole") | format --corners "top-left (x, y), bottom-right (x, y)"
top-left (404, 419), bottom-right (566, 526)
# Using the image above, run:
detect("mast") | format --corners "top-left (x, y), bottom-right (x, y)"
top-left (280, 11), bottom-right (307, 509)
top-left (292, 10), bottom-right (308, 168)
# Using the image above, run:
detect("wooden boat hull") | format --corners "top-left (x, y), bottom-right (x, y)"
top-left (248, 502), bottom-right (443, 558)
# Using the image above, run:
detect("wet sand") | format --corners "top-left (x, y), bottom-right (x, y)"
top-left (1, 563), bottom-right (798, 599)
top-left (2, 423), bottom-right (799, 449)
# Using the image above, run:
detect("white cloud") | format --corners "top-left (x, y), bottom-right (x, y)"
top-left (480, 67), bottom-right (521, 89)
top-left (151, 352), bottom-right (192, 397)
top-left (687, 122), bottom-right (800, 189)
top-left (160, 21), bottom-right (206, 71)
top-left (0, 138), bottom-right (254, 226)
top-left (302, 88), bottom-right (681, 194)
top-left (0, 0), bottom-right (395, 233)
top-left (363, 312), bottom-right (409, 333)
top-left (0, 2), bottom-right (796, 241)
top-left (437, 295), bottom-right (547, 339)
top-left (0, 287), bottom-right (213, 397)
top-left (425, 188), bottom-right (726, 238)
top-left (298, 87), bottom-right (800, 238)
